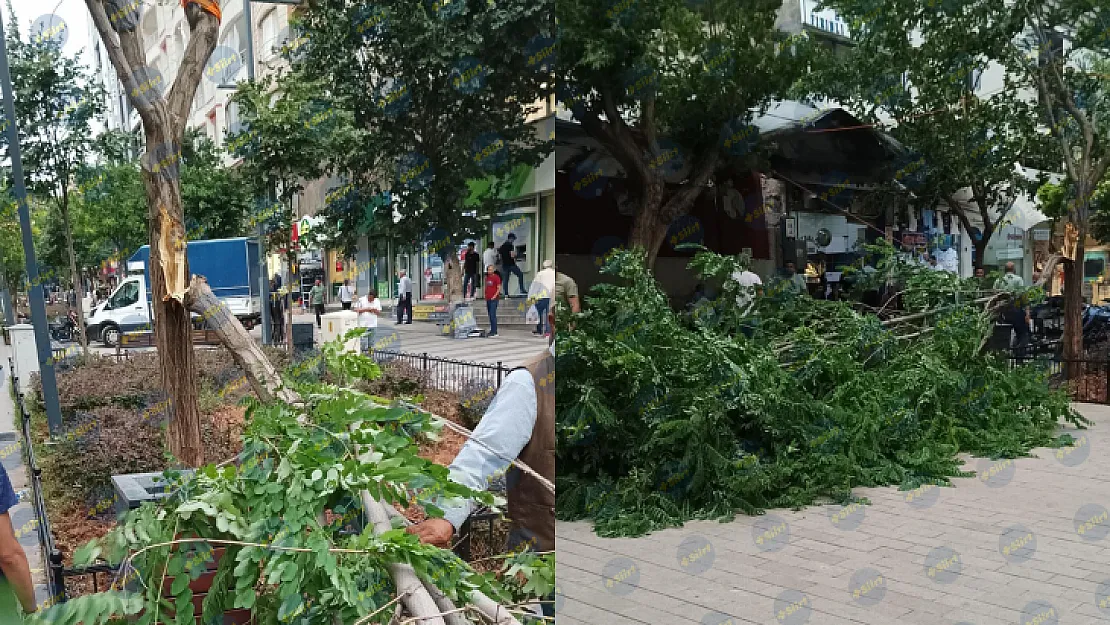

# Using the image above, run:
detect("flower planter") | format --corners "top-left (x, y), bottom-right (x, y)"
top-left (144, 545), bottom-right (252, 625)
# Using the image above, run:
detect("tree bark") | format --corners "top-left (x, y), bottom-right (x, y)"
top-left (183, 275), bottom-right (300, 404)
top-left (442, 251), bottom-right (463, 305)
top-left (627, 180), bottom-right (669, 268)
top-left (1062, 236), bottom-right (1085, 366)
top-left (85, 0), bottom-right (222, 467)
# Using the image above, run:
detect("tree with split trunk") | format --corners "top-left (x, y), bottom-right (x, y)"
top-left (83, 0), bottom-right (223, 466)
top-left (289, 0), bottom-right (552, 303)
top-left (809, 0), bottom-right (1055, 270)
top-left (3, 11), bottom-right (104, 355)
top-left (997, 2), bottom-right (1110, 364)
top-left (557, 0), bottom-right (812, 268)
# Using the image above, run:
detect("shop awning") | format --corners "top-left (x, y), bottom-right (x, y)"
top-left (465, 163), bottom-right (533, 207)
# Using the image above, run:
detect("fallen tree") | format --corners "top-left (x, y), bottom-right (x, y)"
top-left (557, 246), bottom-right (1087, 537)
top-left (29, 323), bottom-right (553, 624)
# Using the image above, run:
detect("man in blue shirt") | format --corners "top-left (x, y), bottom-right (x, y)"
top-left (0, 463), bottom-right (35, 620)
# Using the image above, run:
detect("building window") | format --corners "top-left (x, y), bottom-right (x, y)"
top-left (261, 10), bottom-right (278, 60)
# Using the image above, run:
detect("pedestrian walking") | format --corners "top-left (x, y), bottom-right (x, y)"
top-left (309, 279), bottom-right (325, 329)
top-left (396, 270), bottom-right (413, 324)
top-left (463, 242), bottom-right (481, 300)
top-left (0, 462), bottom-right (37, 621)
top-left (530, 260), bottom-right (556, 337)
top-left (784, 261), bottom-right (807, 296)
top-left (499, 233), bottom-right (527, 297)
top-left (338, 279), bottom-right (354, 311)
top-left (409, 306), bottom-right (556, 618)
top-left (484, 264), bottom-right (502, 337)
top-left (995, 262), bottom-right (1030, 358)
top-left (354, 289), bottom-right (383, 354)
top-left (270, 276), bottom-right (286, 344)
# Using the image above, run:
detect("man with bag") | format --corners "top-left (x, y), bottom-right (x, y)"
top-left (528, 260), bottom-right (556, 337)
top-left (408, 306), bottom-right (556, 617)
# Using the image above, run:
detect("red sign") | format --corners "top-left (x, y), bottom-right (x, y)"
top-left (336, 260), bottom-right (343, 272)
top-left (901, 232), bottom-right (926, 251)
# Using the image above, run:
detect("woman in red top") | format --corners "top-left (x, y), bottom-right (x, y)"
top-left (484, 264), bottom-right (502, 337)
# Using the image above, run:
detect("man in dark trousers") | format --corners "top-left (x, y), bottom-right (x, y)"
top-left (462, 242), bottom-right (481, 300)
top-left (396, 270), bottom-right (413, 324)
top-left (408, 306), bottom-right (556, 617)
top-left (498, 233), bottom-right (526, 297)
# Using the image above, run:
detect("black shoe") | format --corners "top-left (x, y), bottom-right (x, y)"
top-left (404, 322), bottom-right (412, 324)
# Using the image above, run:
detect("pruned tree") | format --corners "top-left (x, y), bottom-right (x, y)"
top-left (83, 0), bottom-right (223, 466)
top-left (4, 8), bottom-right (104, 353)
top-left (998, 1), bottom-right (1110, 363)
top-left (558, 0), bottom-right (812, 267)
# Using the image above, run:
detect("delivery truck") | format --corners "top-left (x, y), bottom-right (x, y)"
top-left (85, 237), bottom-right (262, 346)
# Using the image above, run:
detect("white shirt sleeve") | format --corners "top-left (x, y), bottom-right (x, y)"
top-left (439, 369), bottom-right (537, 530)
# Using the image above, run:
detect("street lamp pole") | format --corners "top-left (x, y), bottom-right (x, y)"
top-left (0, 12), bottom-right (63, 433)
top-left (241, 0), bottom-right (273, 345)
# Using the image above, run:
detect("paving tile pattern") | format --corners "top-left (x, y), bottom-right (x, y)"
top-left (556, 403), bottom-right (1110, 625)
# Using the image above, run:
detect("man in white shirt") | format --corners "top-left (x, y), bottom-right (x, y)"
top-left (731, 268), bottom-right (763, 314)
top-left (528, 260), bottom-right (556, 336)
top-left (354, 289), bottom-right (383, 353)
top-left (396, 271), bottom-right (413, 324)
top-left (338, 279), bottom-right (354, 310)
top-left (409, 306), bottom-right (555, 617)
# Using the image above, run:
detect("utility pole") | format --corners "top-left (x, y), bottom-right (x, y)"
top-left (0, 12), bottom-right (63, 433)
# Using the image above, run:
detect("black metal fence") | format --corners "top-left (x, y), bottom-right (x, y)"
top-left (8, 359), bottom-right (66, 606)
top-left (1009, 350), bottom-right (1110, 404)
top-left (368, 349), bottom-right (510, 394)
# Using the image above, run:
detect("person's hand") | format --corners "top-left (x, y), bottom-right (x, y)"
top-left (406, 518), bottom-right (454, 548)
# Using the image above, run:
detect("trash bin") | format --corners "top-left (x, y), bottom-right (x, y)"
top-left (292, 322), bottom-right (314, 355)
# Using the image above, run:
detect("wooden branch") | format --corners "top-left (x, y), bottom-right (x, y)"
top-left (422, 579), bottom-right (475, 625)
top-left (356, 454), bottom-right (448, 625)
top-left (167, 6), bottom-right (221, 137)
top-left (83, 0), bottom-right (160, 129)
top-left (182, 275), bottom-right (300, 404)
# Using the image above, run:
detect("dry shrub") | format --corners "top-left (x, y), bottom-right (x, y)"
top-left (358, 360), bottom-right (429, 397)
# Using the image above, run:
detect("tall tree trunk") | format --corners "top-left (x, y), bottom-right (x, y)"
top-left (442, 251), bottom-right (462, 305)
top-left (59, 197), bottom-right (89, 355)
top-left (627, 185), bottom-right (669, 268)
top-left (142, 129), bottom-right (203, 467)
top-left (972, 237), bottom-right (987, 270)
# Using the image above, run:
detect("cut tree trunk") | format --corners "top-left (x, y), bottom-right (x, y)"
top-left (182, 275), bottom-right (299, 404)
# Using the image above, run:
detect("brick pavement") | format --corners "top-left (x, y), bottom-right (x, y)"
top-left (556, 403), bottom-right (1110, 625)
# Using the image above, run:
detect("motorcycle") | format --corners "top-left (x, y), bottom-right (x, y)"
top-left (49, 310), bottom-right (79, 343)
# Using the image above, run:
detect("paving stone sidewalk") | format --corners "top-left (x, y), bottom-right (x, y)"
top-left (556, 403), bottom-right (1110, 625)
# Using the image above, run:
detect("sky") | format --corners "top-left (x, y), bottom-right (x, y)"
top-left (10, 0), bottom-right (93, 65)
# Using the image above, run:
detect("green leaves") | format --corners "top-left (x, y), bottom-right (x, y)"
top-left (60, 331), bottom-right (550, 621)
top-left (558, 247), bottom-right (1084, 536)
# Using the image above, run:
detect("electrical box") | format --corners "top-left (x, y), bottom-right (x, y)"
top-left (321, 311), bottom-right (360, 353)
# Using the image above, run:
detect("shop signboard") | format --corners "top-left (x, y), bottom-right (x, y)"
top-left (413, 303), bottom-right (450, 321)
